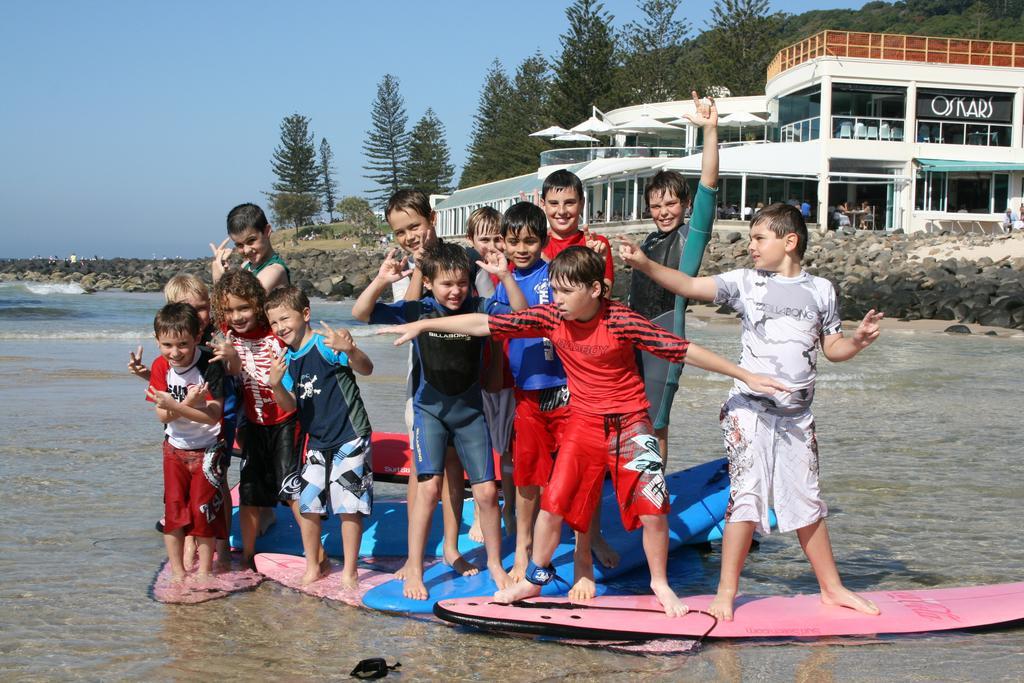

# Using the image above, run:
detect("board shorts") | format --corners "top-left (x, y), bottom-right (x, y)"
top-left (412, 389), bottom-right (494, 485)
top-left (162, 440), bottom-right (227, 539)
top-left (481, 387), bottom-right (515, 456)
top-left (541, 409), bottom-right (669, 533)
top-left (238, 414), bottom-right (300, 507)
top-left (512, 385), bottom-right (570, 487)
top-left (283, 435), bottom-right (373, 517)
top-left (719, 393), bottom-right (828, 535)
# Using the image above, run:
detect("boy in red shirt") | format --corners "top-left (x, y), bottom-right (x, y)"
top-left (381, 247), bottom-right (789, 616)
top-left (541, 169), bottom-right (614, 291)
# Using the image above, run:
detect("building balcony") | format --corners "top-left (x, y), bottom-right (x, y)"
top-left (831, 116), bottom-right (905, 141)
top-left (539, 146), bottom-right (695, 166)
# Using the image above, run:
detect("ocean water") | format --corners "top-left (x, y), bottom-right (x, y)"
top-left (1, 282), bottom-right (1023, 681)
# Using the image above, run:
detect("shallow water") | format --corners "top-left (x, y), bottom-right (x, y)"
top-left (1, 284), bottom-right (1022, 681)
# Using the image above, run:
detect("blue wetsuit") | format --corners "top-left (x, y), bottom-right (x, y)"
top-left (370, 295), bottom-right (511, 483)
top-left (493, 260), bottom-right (566, 391)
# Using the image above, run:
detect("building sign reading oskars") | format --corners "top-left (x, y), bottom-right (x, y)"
top-left (917, 90), bottom-right (1013, 123)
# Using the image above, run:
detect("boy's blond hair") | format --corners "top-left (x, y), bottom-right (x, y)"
top-left (466, 207), bottom-right (501, 240)
top-left (164, 274), bottom-right (210, 304)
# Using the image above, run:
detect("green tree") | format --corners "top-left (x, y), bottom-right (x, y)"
top-left (269, 114), bottom-right (319, 227)
top-left (318, 138), bottom-right (338, 222)
top-left (403, 108), bottom-right (455, 197)
top-left (617, 0), bottom-right (693, 104)
top-left (268, 192), bottom-right (320, 229)
top-left (460, 60), bottom-right (515, 188)
top-left (701, 0), bottom-right (783, 97)
top-left (335, 196), bottom-right (377, 230)
top-left (503, 53), bottom-right (555, 177)
top-left (363, 74), bottom-right (410, 209)
top-left (550, 0), bottom-right (619, 127)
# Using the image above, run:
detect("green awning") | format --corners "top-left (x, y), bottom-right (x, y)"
top-left (916, 159), bottom-right (1024, 173)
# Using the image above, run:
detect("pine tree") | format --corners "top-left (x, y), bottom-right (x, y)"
top-left (701, 0), bottom-right (782, 97)
top-left (363, 74), bottom-right (410, 209)
top-left (269, 114), bottom-right (319, 227)
top-left (318, 138), bottom-right (338, 222)
top-left (550, 0), bottom-right (619, 127)
top-left (503, 53), bottom-right (554, 177)
top-left (402, 108), bottom-right (455, 197)
top-left (617, 0), bottom-right (692, 104)
top-left (460, 60), bottom-right (515, 188)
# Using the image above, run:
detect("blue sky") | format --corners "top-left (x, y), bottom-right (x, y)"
top-left (1, 0), bottom-right (858, 258)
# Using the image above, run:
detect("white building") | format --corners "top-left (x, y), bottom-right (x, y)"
top-left (435, 30), bottom-right (1024, 236)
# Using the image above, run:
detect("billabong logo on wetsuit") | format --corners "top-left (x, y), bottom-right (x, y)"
top-left (752, 301), bottom-right (816, 321)
top-left (428, 332), bottom-right (471, 341)
top-left (298, 373), bottom-right (321, 400)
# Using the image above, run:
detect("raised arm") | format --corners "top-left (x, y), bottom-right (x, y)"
top-left (478, 251), bottom-right (527, 311)
top-left (684, 91), bottom-right (719, 192)
top-left (319, 322), bottom-right (373, 376)
top-left (822, 310), bottom-right (883, 362)
top-left (255, 263), bottom-right (288, 294)
top-left (266, 355), bottom-right (297, 414)
top-left (619, 238), bottom-right (719, 302)
top-left (353, 249), bottom-right (412, 322)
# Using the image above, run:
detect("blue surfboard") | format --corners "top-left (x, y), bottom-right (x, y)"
top-left (229, 497), bottom-right (485, 559)
top-left (361, 458), bottom-right (729, 614)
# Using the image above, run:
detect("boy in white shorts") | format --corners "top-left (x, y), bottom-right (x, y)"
top-left (620, 202), bottom-right (884, 621)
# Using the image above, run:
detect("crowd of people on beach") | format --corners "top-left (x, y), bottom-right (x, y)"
top-left (134, 92), bottom-right (887, 622)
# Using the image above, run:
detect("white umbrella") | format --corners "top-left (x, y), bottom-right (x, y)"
top-left (530, 125), bottom-right (570, 138)
top-left (553, 132), bottom-right (600, 143)
top-left (717, 111), bottom-right (767, 141)
top-left (612, 115), bottom-right (680, 134)
top-left (570, 115), bottom-right (614, 135)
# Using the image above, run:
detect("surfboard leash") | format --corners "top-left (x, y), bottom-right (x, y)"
top-left (505, 600), bottom-right (719, 643)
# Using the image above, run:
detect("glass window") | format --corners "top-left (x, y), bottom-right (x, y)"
top-left (994, 174), bottom-right (1009, 214)
top-left (915, 173), bottom-right (926, 210)
top-left (928, 172), bottom-right (947, 211)
top-left (947, 173), bottom-right (990, 213)
top-left (766, 178), bottom-right (786, 205)
top-left (943, 122), bottom-right (965, 145)
top-left (778, 86), bottom-right (821, 127)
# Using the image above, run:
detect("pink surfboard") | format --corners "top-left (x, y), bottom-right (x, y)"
top-left (151, 556), bottom-right (263, 604)
top-left (434, 582), bottom-right (1024, 640)
top-left (254, 553), bottom-right (406, 606)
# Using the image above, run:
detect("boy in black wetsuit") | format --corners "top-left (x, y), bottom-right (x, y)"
top-left (353, 241), bottom-right (527, 601)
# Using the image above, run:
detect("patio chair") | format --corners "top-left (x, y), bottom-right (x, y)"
top-left (879, 122), bottom-right (890, 140)
top-left (837, 121), bottom-right (852, 139)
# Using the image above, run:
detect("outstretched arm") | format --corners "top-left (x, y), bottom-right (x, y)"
top-left (684, 343), bottom-right (791, 396)
top-left (822, 310), bottom-right (884, 362)
top-left (379, 313), bottom-right (492, 346)
top-left (619, 238), bottom-right (719, 302)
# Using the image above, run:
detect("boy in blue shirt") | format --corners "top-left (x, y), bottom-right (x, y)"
top-left (353, 240), bottom-right (526, 600)
top-left (266, 286), bottom-right (374, 588)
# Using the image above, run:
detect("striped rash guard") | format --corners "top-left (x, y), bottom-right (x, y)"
top-left (488, 301), bottom-right (689, 417)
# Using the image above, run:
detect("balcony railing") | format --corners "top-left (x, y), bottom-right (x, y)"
top-left (778, 116), bottom-right (820, 142)
top-left (831, 116), bottom-right (905, 141)
top-left (539, 146), bottom-right (697, 166)
top-left (768, 30), bottom-right (1024, 80)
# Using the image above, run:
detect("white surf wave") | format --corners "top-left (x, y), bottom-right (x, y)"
top-left (0, 330), bottom-right (146, 341)
top-left (20, 282), bottom-right (87, 295)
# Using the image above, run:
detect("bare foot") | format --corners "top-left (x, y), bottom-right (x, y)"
top-left (168, 572), bottom-right (186, 585)
top-left (468, 518), bottom-right (484, 544)
top-left (821, 586), bottom-right (880, 615)
top-left (214, 540), bottom-right (232, 571)
top-left (444, 550), bottom-right (480, 577)
top-left (339, 568), bottom-right (360, 591)
top-left (394, 559), bottom-right (408, 580)
top-left (258, 507), bottom-right (276, 536)
top-left (403, 574), bottom-right (429, 601)
top-left (489, 562), bottom-right (514, 591)
top-left (651, 581), bottom-right (689, 617)
top-left (569, 576), bottom-right (596, 601)
top-left (319, 556), bottom-right (331, 576)
top-left (494, 577), bottom-right (541, 604)
top-left (300, 566), bottom-right (322, 586)
top-left (591, 534), bottom-right (619, 569)
top-left (708, 588), bottom-right (736, 621)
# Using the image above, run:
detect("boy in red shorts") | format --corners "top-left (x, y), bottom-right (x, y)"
top-left (381, 247), bottom-right (789, 616)
top-left (146, 302), bottom-right (227, 583)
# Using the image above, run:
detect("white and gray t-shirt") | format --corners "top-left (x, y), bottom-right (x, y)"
top-left (713, 269), bottom-right (842, 413)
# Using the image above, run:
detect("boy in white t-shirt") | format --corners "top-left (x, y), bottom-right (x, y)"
top-left (145, 302), bottom-right (226, 583)
top-left (620, 203), bottom-right (884, 622)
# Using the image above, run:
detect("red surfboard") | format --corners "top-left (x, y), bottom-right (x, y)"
top-left (369, 431), bottom-right (502, 484)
